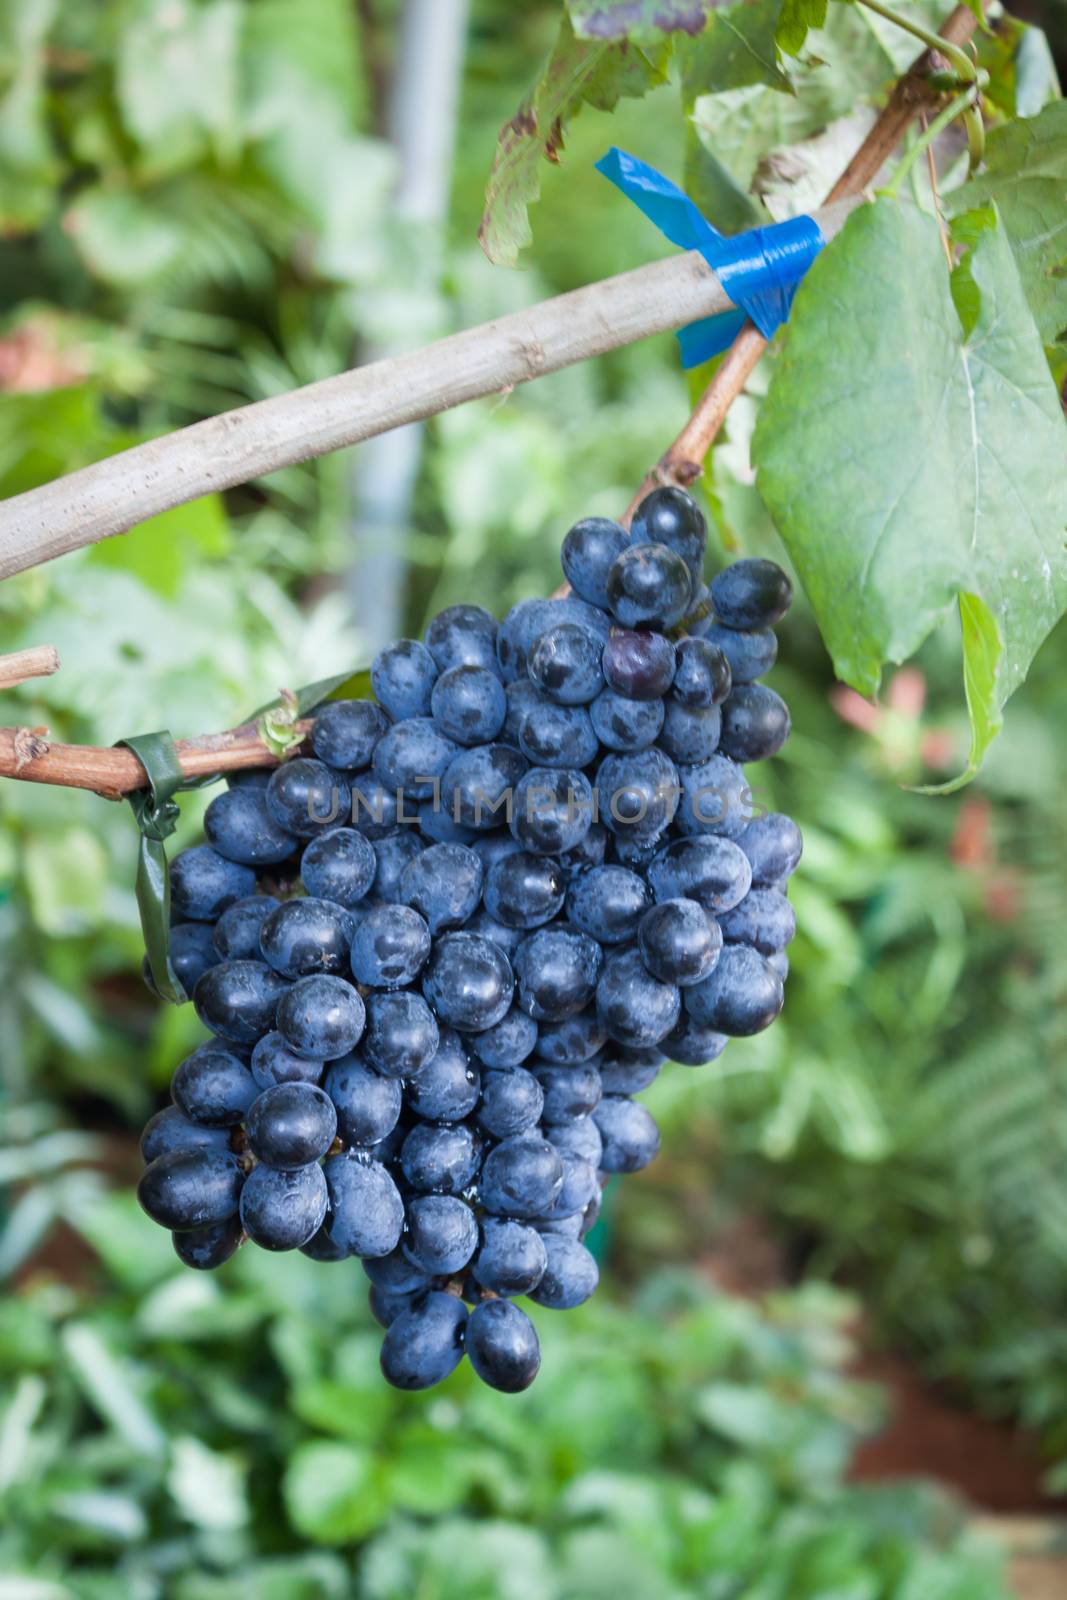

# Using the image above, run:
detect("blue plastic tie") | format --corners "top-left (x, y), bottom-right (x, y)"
top-left (596, 146), bottom-right (825, 368)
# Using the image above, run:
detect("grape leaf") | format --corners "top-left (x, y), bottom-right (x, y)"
top-left (752, 200), bottom-right (1067, 787)
top-left (679, 0), bottom-right (793, 102)
top-left (479, 16), bottom-right (669, 267)
top-left (567, 0), bottom-right (715, 42)
top-left (975, 12), bottom-right (1060, 121)
top-left (947, 100), bottom-right (1067, 349)
top-left (776, 0), bottom-right (828, 58)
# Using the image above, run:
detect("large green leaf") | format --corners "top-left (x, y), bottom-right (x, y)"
top-left (479, 15), bottom-right (670, 267)
top-left (0, 0), bottom-right (60, 229)
top-left (752, 200), bottom-right (1067, 785)
top-left (679, 0), bottom-right (793, 102)
top-left (116, 0), bottom-right (241, 170)
top-left (948, 100), bottom-right (1067, 349)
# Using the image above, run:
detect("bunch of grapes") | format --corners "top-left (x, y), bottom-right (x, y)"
top-left (137, 488), bottom-right (800, 1393)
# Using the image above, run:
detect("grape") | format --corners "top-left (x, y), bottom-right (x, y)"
top-left (661, 1014), bottom-right (728, 1067)
top-left (529, 1235), bottom-right (599, 1309)
top-left (596, 947), bottom-right (680, 1049)
top-left (589, 687), bottom-right (664, 753)
top-left (718, 684), bottom-right (791, 764)
top-left (370, 1285), bottom-right (424, 1328)
top-left (373, 718), bottom-right (457, 799)
top-left (638, 898), bottom-right (722, 986)
top-left (560, 515), bottom-right (629, 608)
top-left (173, 1216), bottom-right (243, 1271)
top-left (737, 812), bottom-right (802, 886)
top-left (519, 698), bottom-right (599, 769)
top-left (430, 664), bottom-right (507, 744)
top-left (511, 767), bottom-right (593, 856)
top-left (513, 928), bottom-right (602, 1020)
top-left (138, 1148), bottom-right (244, 1232)
top-left (441, 743), bottom-right (527, 830)
top-left (324, 1053), bottom-right (402, 1146)
top-left (479, 1135), bottom-right (563, 1219)
top-left (528, 624), bottom-right (604, 705)
top-left (469, 1006), bottom-right (538, 1069)
top-left (466, 1299), bottom-right (541, 1392)
top-left (501, 677), bottom-right (542, 747)
top-left (545, 1115), bottom-right (602, 1168)
top-left (300, 829), bottom-right (376, 908)
top-left (363, 1248), bottom-right (433, 1295)
top-left (647, 834), bottom-right (751, 913)
top-left (259, 898), bottom-right (356, 980)
top-left (606, 543), bottom-right (692, 630)
top-left (629, 487), bottom-right (707, 587)
top-left (718, 887), bottom-right (796, 955)
top-left (405, 1028), bottom-right (481, 1121)
top-left (421, 932), bottom-right (514, 1032)
top-left (601, 629), bottom-right (676, 701)
top-left (172, 1042), bottom-right (258, 1126)
top-left (416, 798), bottom-right (478, 845)
top-left (140, 1105), bottom-right (232, 1164)
top-left (598, 1049), bottom-right (663, 1094)
top-left (400, 1122), bottom-right (481, 1194)
top-left (266, 759), bottom-right (350, 838)
top-left (204, 786), bottom-right (298, 866)
top-left (170, 845), bottom-right (256, 922)
top-left (425, 603), bottom-right (500, 675)
top-left (240, 1162), bottom-right (328, 1251)
top-left (657, 699), bottom-right (721, 764)
top-left (370, 828), bottom-right (423, 901)
top-left (497, 599), bottom-right (563, 683)
top-left (541, 1151), bottom-right (598, 1220)
top-left (301, 1223), bottom-right (351, 1262)
top-left (310, 700), bottom-right (388, 771)
top-left (673, 753), bottom-right (751, 839)
top-left (472, 1217), bottom-right (547, 1297)
top-left (684, 944), bottom-right (784, 1035)
top-left (595, 748), bottom-right (679, 843)
top-left (566, 865), bottom-right (652, 945)
top-left (193, 961), bottom-right (288, 1046)
top-left (710, 557), bottom-right (792, 629)
top-left (251, 1030), bottom-right (323, 1090)
top-left (476, 1067), bottom-right (545, 1138)
top-left (362, 990), bottom-right (439, 1079)
top-left (380, 1290), bottom-right (468, 1390)
top-left (594, 1096), bottom-right (661, 1172)
top-left (276, 974), bottom-right (366, 1060)
top-left (350, 772), bottom-right (401, 839)
top-left (246, 1082), bottom-right (337, 1168)
top-left (465, 907), bottom-right (525, 960)
top-left (533, 1007), bottom-right (607, 1065)
top-left (700, 622), bottom-right (776, 684)
top-left (214, 896), bottom-right (279, 960)
top-left (163, 923), bottom-right (221, 993)
top-left (324, 1152), bottom-right (405, 1257)
top-left (484, 852), bottom-right (566, 930)
top-left (371, 638), bottom-right (438, 719)
top-left (533, 1062), bottom-right (603, 1122)
top-left (399, 843), bottom-right (483, 933)
top-left (402, 1194), bottom-right (478, 1275)
top-left (671, 637), bottom-right (732, 708)
top-left (350, 904), bottom-right (431, 989)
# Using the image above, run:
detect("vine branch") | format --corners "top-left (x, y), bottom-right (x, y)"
top-left (0, 646), bottom-right (61, 691)
top-left (0, 3), bottom-right (979, 797)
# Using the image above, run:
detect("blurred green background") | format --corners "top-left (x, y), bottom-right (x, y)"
top-left (2, 1), bottom-right (1067, 1594)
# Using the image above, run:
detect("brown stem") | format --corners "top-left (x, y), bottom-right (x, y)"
top-left (0, 645), bottom-right (61, 691)
top-left (626, 2), bottom-right (979, 515)
top-left (0, 718), bottom-right (313, 798)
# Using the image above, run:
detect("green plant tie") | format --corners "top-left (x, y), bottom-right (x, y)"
top-left (118, 730), bottom-right (186, 1005)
